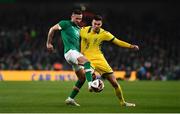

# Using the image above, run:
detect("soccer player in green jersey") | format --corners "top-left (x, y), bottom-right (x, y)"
top-left (46, 9), bottom-right (93, 106)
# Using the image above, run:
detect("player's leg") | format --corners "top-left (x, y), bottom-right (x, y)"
top-left (70, 69), bottom-right (86, 99)
top-left (105, 73), bottom-right (135, 107)
top-left (64, 49), bottom-right (93, 85)
top-left (77, 56), bottom-right (92, 82)
top-left (94, 57), bottom-right (135, 107)
top-left (104, 73), bottom-right (125, 104)
top-left (65, 68), bottom-right (86, 106)
top-left (64, 50), bottom-right (87, 106)
top-left (77, 56), bottom-right (94, 91)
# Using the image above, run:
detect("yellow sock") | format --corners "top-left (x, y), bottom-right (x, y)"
top-left (115, 85), bottom-right (125, 105)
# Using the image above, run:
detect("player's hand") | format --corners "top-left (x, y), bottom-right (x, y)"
top-left (46, 43), bottom-right (54, 52)
top-left (130, 45), bottom-right (139, 51)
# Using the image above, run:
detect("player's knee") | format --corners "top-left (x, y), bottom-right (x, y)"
top-left (84, 58), bottom-right (89, 63)
top-left (78, 56), bottom-right (89, 65)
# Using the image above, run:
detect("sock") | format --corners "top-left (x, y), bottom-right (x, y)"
top-left (115, 85), bottom-right (125, 105)
top-left (84, 62), bottom-right (92, 82)
top-left (70, 89), bottom-right (79, 99)
top-left (70, 80), bottom-right (84, 99)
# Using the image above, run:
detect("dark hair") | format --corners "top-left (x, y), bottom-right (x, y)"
top-left (72, 9), bottom-right (82, 15)
top-left (93, 15), bottom-right (102, 21)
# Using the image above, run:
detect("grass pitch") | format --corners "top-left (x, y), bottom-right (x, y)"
top-left (0, 81), bottom-right (180, 113)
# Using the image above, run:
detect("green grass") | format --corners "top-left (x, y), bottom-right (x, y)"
top-left (0, 81), bottom-right (180, 113)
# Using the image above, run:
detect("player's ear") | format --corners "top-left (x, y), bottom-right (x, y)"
top-left (71, 14), bottom-right (75, 20)
top-left (100, 21), bottom-right (103, 26)
top-left (91, 20), bottom-right (93, 25)
top-left (71, 15), bottom-right (73, 19)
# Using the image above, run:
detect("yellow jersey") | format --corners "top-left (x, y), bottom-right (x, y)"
top-left (80, 26), bottom-right (114, 58)
top-left (80, 26), bottom-right (115, 75)
top-left (80, 26), bottom-right (132, 75)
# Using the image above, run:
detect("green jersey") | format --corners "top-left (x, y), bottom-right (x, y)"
top-left (58, 20), bottom-right (81, 54)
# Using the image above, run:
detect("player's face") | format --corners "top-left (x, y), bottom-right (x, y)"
top-left (92, 20), bottom-right (102, 32)
top-left (71, 14), bottom-right (83, 25)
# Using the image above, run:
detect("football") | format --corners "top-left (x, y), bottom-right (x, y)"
top-left (91, 79), bottom-right (104, 93)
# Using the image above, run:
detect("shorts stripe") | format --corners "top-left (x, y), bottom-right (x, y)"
top-left (85, 69), bottom-right (92, 72)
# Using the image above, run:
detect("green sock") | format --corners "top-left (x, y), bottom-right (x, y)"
top-left (70, 80), bottom-right (84, 99)
top-left (84, 62), bottom-right (92, 82)
top-left (70, 89), bottom-right (79, 99)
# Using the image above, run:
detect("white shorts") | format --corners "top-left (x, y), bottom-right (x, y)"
top-left (64, 49), bottom-right (84, 71)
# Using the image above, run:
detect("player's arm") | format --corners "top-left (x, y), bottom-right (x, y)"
top-left (46, 24), bottom-right (61, 51)
top-left (112, 38), bottom-right (139, 50)
top-left (103, 31), bottom-right (139, 50)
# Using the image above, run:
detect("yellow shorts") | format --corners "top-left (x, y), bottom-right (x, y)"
top-left (87, 55), bottom-right (113, 76)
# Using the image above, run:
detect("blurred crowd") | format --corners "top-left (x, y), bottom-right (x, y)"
top-left (104, 10), bottom-right (180, 80)
top-left (0, 3), bottom-right (180, 80)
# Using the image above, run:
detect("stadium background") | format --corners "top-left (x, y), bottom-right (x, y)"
top-left (0, 0), bottom-right (180, 113)
top-left (0, 0), bottom-right (180, 81)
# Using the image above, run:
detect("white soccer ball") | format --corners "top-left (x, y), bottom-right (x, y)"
top-left (91, 79), bottom-right (104, 93)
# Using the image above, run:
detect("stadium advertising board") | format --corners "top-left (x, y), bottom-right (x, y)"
top-left (0, 71), bottom-right (136, 81)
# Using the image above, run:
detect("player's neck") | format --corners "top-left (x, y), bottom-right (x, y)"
top-left (71, 20), bottom-right (80, 28)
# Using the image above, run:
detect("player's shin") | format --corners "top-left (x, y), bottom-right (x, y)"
top-left (114, 85), bottom-right (125, 105)
top-left (84, 62), bottom-right (93, 91)
top-left (84, 62), bottom-right (93, 82)
top-left (69, 80), bottom-right (84, 99)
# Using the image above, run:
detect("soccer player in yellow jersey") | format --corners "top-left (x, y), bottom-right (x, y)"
top-left (80, 15), bottom-right (139, 107)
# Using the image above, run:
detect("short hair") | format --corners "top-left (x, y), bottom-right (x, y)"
top-left (93, 15), bottom-right (102, 21)
top-left (72, 9), bottom-right (82, 15)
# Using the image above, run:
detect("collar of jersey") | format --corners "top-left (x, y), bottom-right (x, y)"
top-left (88, 26), bottom-right (100, 34)
top-left (70, 21), bottom-right (80, 29)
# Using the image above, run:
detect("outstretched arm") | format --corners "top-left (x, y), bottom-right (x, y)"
top-left (46, 24), bottom-right (61, 51)
top-left (112, 38), bottom-right (139, 50)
